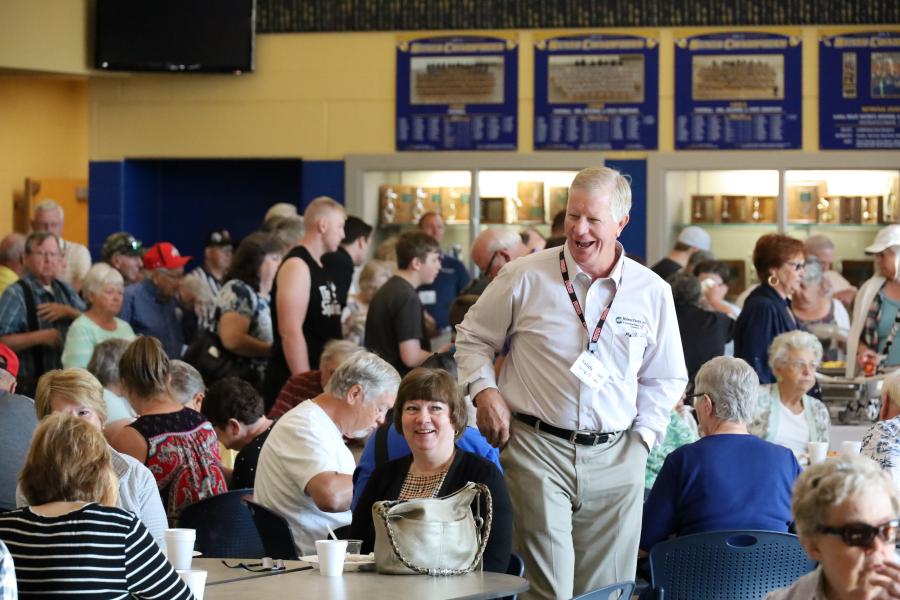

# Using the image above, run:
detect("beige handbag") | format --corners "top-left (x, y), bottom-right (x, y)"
top-left (372, 481), bottom-right (493, 576)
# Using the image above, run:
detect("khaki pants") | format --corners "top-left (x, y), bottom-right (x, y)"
top-left (501, 418), bottom-right (647, 600)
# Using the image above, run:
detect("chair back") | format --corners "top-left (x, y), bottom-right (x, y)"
top-left (648, 530), bottom-right (816, 600)
top-left (571, 581), bottom-right (636, 600)
top-left (245, 499), bottom-right (299, 559)
top-left (176, 489), bottom-right (264, 558)
top-left (499, 552), bottom-right (525, 600)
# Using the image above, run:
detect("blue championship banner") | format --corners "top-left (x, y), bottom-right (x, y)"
top-left (534, 32), bottom-right (659, 150)
top-left (674, 31), bottom-right (802, 150)
top-left (396, 34), bottom-right (518, 151)
top-left (820, 30), bottom-right (900, 150)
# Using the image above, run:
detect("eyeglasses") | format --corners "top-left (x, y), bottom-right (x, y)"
top-left (785, 261), bottom-right (806, 272)
top-left (784, 359), bottom-right (820, 371)
top-left (817, 519), bottom-right (899, 548)
top-left (483, 250), bottom-right (502, 278)
top-left (685, 392), bottom-right (712, 406)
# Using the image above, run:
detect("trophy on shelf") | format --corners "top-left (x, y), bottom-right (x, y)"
top-left (751, 197), bottom-right (761, 221)
top-left (413, 187), bottom-right (427, 223)
top-left (721, 196), bottom-right (732, 222)
top-left (381, 186), bottom-right (397, 225)
top-left (721, 196), bottom-right (748, 223)
top-left (691, 195), bottom-right (717, 223)
top-left (818, 197), bottom-right (836, 223)
top-left (862, 196), bottom-right (879, 225)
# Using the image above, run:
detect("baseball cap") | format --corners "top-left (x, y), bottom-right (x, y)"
top-left (865, 225), bottom-right (900, 254)
top-left (0, 343), bottom-right (19, 378)
top-left (101, 232), bottom-right (143, 261)
top-left (143, 242), bottom-right (192, 270)
top-left (205, 229), bottom-right (233, 248)
top-left (677, 226), bottom-right (712, 252)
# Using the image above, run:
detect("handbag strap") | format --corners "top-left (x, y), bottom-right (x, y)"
top-left (377, 482), bottom-right (493, 576)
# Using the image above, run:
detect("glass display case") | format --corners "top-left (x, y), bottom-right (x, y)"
top-left (345, 154), bottom-right (595, 272)
top-left (648, 152), bottom-right (900, 295)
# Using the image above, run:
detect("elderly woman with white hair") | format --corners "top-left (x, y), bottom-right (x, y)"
top-left (847, 225), bottom-right (900, 378)
top-left (61, 263), bottom-right (136, 369)
top-left (750, 330), bottom-right (831, 457)
top-left (862, 370), bottom-right (900, 487)
top-left (640, 356), bottom-right (801, 553)
top-left (765, 455), bottom-right (900, 599)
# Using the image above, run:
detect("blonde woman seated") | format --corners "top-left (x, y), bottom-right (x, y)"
top-left (766, 455), bottom-right (900, 599)
top-left (342, 260), bottom-right (393, 346)
top-left (862, 370), bottom-right (900, 487)
top-left (16, 368), bottom-right (167, 547)
top-left (61, 263), bottom-right (136, 369)
top-left (750, 330), bottom-right (831, 457)
top-left (0, 413), bottom-right (192, 598)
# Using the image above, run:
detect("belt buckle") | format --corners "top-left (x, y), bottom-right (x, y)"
top-left (570, 429), bottom-right (601, 445)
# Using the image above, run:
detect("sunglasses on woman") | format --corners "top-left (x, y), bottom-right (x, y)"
top-left (817, 519), bottom-right (900, 547)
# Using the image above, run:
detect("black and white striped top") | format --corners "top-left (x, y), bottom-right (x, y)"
top-left (0, 503), bottom-right (194, 599)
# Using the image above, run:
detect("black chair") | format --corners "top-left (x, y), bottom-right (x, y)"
top-left (245, 499), bottom-right (300, 559)
top-left (176, 489), bottom-right (264, 558)
top-left (500, 552), bottom-right (525, 600)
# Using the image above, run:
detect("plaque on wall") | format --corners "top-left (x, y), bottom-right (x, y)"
top-left (441, 187), bottom-right (471, 222)
top-left (787, 183), bottom-right (820, 223)
top-left (481, 196), bottom-right (506, 223)
top-left (516, 181), bottom-right (545, 223)
top-left (839, 196), bottom-right (863, 224)
top-left (691, 194), bottom-right (718, 223)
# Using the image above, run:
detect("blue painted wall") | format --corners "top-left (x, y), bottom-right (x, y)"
top-left (605, 158), bottom-right (647, 262)
top-left (301, 160), bottom-right (345, 209)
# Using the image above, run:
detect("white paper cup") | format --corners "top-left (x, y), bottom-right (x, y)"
top-left (808, 441), bottom-right (829, 465)
top-left (316, 539), bottom-right (348, 576)
top-left (165, 528), bottom-right (196, 571)
top-left (841, 440), bottom-right (863, 458)
top-left (177, 569), bottom-right (207, 600)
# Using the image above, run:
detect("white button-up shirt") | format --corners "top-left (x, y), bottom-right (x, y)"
top-left (455, 243), bottom-right (687, 449)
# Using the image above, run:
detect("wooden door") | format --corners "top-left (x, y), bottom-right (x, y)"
top-left (22, 177), bottom-right (89, 245)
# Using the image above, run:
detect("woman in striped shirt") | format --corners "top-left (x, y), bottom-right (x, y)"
top-left (0, 413), bottom-right (193, 599)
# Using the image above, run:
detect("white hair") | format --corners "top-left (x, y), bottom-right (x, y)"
top-left (694, 356), bottom-right (760, 424)
top-left (169, 360), bottom-right (205, 405)
top-left (568, 166), bottom-right (632, 222)
top-left (768, 330), bottom-right (823, 372)
top-left (34, 199), bottom-right (64, 219)
top-left (325, 350), bottom-right (400, 405)
top-left (882, 370), bottom-right (900, 410)
top-left (264, 202), bottom-right (298, 223)
top-left (82, 263), bottom-right (124, 302)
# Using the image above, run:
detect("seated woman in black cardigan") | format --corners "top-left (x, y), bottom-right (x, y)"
top-left (348, 367), bottom-right (512, 572)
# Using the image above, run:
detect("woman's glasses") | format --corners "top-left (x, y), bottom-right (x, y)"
top-left (785, 260), bottom-right (806, 272)
top-left (817, 519), bottom-right (899, 547)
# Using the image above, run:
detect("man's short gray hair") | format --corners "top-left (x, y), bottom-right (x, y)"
top-left (568, 166), bottom-right (632, 222)
top-left (485, 229), bottom-right (523, 255)
top-left (694, 356), bottom-right (760, 424)
top-left (82, 263), bottom-right (124, 302)
top-left (264, 202), bottom-right (298, 223)
top-left (86, 338), bottom-right (130, 386)
top-left (792, 455), bottom-right (899, 537)
top-left (768, 330), bottom-right (823, 372)
top-left (34, 199), bottom-right (64, 219)
top-left (0, 233), bottom-right (25, 264)
top-left (169, 360), bottom-right (205, 405)
top-left (805, 234), bottom-right (835, 255)
top-left (325, 350), bottom-right (400, 405)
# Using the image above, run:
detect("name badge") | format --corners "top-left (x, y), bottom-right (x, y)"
top-left (569, 351), bottom-right (609, 391)
top-left (418, 290), bottom-right (437, 305)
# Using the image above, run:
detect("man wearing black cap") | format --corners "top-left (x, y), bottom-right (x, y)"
top-left (102, 232), bottom-right (144, 286)
top-left (185, 230), bottom-right (233, 330)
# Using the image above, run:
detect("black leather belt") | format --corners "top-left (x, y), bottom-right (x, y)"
top-left (514, 413), bottom-right (621, 446)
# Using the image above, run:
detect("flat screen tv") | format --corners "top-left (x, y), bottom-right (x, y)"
top-left (94, 0), bottom-right (255, 74)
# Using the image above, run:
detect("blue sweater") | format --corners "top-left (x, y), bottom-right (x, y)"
top-left (734, 283), bottom-right (798, 384)
top-left (418, 254), bottom-right (471, 330)
top-left (640, 434), bottom-right (801, 551)
top-left (351, 424), bottom-right (500, 510)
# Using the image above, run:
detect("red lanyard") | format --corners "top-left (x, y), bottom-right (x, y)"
top-left (558, 250), bottom-right (616, 354)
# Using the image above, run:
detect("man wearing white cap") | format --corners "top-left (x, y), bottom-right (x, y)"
top-left (651, 225), bottom-right (712, 282)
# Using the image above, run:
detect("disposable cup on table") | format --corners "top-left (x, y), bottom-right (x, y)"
top-left (807, 441), bottom-right (829, 465)
top-left (177, 569), bottom-right (207, 600)
top-left (316, 539), bottom-right (348, 576)
top-left (165, 528), bottom-right (196, 571)
top-left (841, 440), bottom-right (862, 458)
top-left (345, 539), bottom-right (363, 556)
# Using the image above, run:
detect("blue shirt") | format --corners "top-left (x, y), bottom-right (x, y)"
top-left (640, 434), bottom-right (801, 551)
top-left (418, 254), bottom-right (471, 330)
top-left (877, 295), bottom-right (900, 366)
top-left (120, 279), bottom-right (184, 358)
top-left (351, 424), bottom-right (501, 510)
top-left (734, 283), bottom-right (798, 384)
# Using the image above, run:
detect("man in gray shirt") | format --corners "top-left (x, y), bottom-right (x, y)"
top-left (0, 343), bottom-right (37, 511)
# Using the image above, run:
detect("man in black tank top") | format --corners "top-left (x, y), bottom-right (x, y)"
top-left (263, 197), bottom-right (346, 410)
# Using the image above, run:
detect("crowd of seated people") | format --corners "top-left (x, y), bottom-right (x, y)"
top-left (6, 194), bottom-right (900, 599)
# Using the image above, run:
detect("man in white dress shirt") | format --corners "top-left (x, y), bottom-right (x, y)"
top-left (455, 166), bottom-right (687, 599)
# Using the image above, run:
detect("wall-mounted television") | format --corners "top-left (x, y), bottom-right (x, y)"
top-left (94, 0), bottom-right (256, 74)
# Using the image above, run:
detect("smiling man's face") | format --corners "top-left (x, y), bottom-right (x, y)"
top-left (565, 188), bottom-right (629, 277)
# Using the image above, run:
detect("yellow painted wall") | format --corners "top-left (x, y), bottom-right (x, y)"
top-left (0, 0), bottom-right (90, 75)
top-left (0, 77), bottom-right (89, 235)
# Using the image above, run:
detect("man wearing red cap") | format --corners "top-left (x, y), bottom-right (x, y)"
top-left (120, 242), bottom-right (192, 358)
top-left (0, 343), bottom-right (38, 511)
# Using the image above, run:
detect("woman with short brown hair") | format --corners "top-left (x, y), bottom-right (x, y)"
top-left (348, 367), bottom-right (512, 572)
top-left (0, 413), bottom-right (192, 599)
top-left (734, 234), bottom-right (806, 383)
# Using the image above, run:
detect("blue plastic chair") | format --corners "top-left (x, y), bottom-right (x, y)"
top-left (648, 530), bottom-right (816, 600)
top-left (176, 489), bottom-right (265, 558)
top-left (245, 499), bottom-right (300, 559)
top-left (571, 581), bottom-right (636, 600)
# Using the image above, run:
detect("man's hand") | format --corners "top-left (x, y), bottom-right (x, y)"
top-left (474, 388), bottom-right (511, 448)
top-left (38, 328), bottom-right (62, 347)
top-left (37, 303), bottom-right (79, 323)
